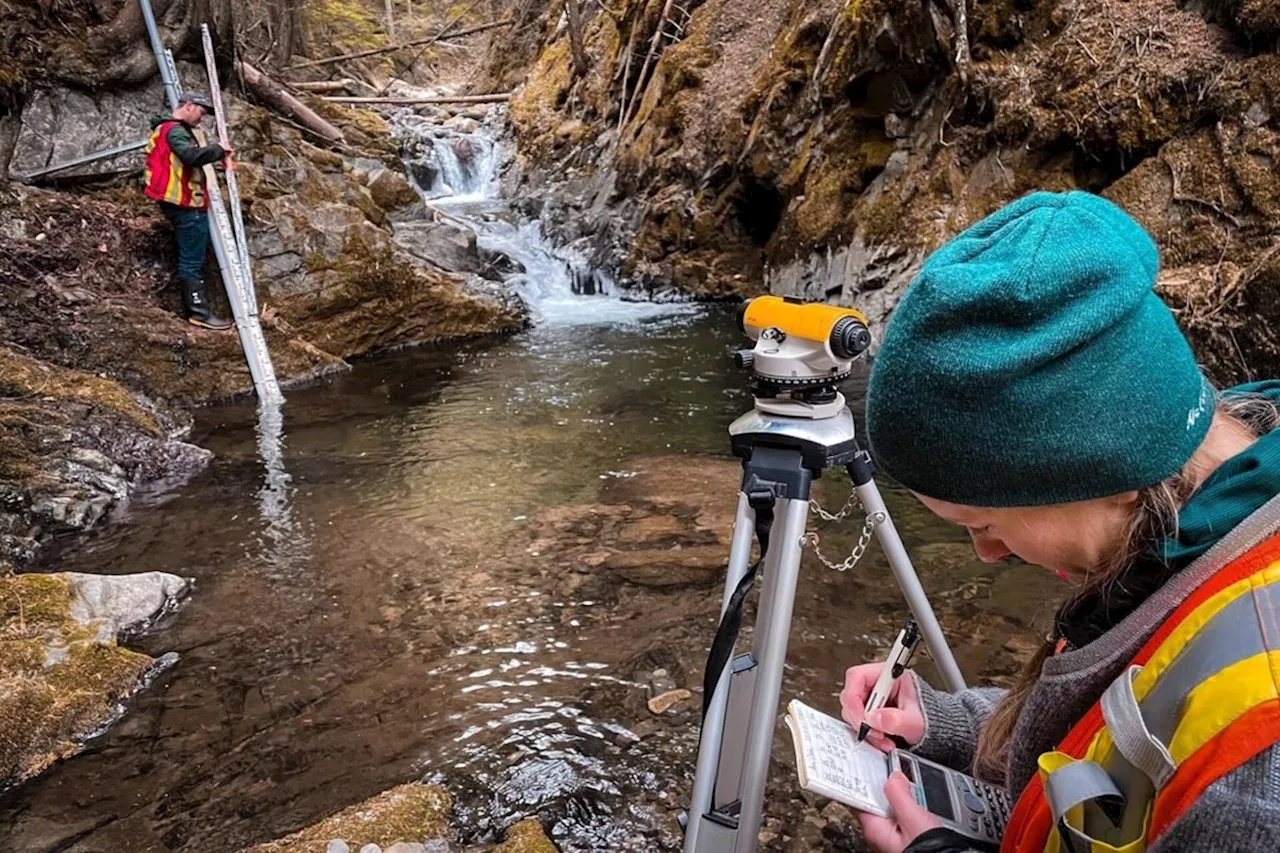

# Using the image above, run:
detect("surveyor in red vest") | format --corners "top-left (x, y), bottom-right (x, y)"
top-left (145, 91), bottom-right (234, 330)
top-left (840, 191), bottom-right (1280, 853)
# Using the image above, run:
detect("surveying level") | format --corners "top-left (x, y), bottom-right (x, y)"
top-left (682, 296), bottom-right (966, 853)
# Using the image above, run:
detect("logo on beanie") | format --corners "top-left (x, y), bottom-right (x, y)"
top-left (1186, 381), bottom-right (1212, 431)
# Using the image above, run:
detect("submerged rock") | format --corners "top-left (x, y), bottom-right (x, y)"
top-left (515, 456), bottom-right (740, 590)
top-left (0, 569), bottom-right (186, 787)
top-left (244, 784), bottom-right (451, 853)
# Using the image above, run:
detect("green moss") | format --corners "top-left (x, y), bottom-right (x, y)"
top-left (245, 783), bottom-right (452, 852)
top-left (0, 404), bottom-right (57, 482)
top-left (310, 0), bottom-right (386, 51)
top-left (0, 347), bottom-right (157, 435)
top-left (0, 571), bottom-right (152, 786)
top-left (0, 573), bottom-right (73, 636)
top-left (494, 818), bottom-right (558, 853)
top-left (859, 191), bottom-right (906, 245)
top-left (510, 39), bottom-right (575, 140)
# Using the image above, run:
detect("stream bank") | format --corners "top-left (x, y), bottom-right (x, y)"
top-left (0, 1), bottom-right (537, 815)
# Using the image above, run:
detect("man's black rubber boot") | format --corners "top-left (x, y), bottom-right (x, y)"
top-left (178, 278), bottom-right (233, 331)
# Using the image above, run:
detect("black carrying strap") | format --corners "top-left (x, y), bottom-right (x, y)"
top-left (701, 499), bottom-right (774, 718)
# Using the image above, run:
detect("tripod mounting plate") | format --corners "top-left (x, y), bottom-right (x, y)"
top-left (729, 398), bottom-right (861, 472)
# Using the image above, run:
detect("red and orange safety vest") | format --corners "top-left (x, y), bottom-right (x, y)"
top-left (1001, 530), bottom-right (1280, 853)
top-left (144, 120), bottom-right (206, 209)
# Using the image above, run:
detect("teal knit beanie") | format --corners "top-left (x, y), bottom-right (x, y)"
top-left (866, 191), bottom-right (1214, 507)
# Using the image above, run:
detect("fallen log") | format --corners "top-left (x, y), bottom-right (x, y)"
top-left (288, 80), bottom-right (352, 93)
top-left (320, 94), bottom-right (511, 105)
top-left (238, 61), bottom-right (345, 144)
top-left (289, 18), bottom-right (514, 71)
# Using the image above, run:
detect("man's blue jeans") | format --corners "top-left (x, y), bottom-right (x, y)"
top-left (159, 202), bottom-right (210, 281)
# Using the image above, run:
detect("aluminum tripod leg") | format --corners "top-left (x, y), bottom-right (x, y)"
top-left (854, 477), bottom-right (966, 693)
top-left (684, 493), bottom-right (759, 853)
top-left (732, 496), bottom-right (809, 853)
top-left (684, 446), bottom-right (814, 853)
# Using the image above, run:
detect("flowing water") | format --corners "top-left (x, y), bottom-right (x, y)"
top-left (0, 119), bottom-right (1062, 853)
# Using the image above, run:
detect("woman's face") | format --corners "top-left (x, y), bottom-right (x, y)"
top-left (913, 491), bottom-right (1140, 579)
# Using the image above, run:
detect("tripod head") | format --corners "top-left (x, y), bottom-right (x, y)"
top-left (734, 296), bottom-right (872, 419)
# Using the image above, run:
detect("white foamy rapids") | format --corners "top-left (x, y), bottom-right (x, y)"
top-left (399, 119), bottom-right (699, 327)
top-left (475, 220), bottom-right (697, 327)
top-left (425, 133), bottom-right (499, 199)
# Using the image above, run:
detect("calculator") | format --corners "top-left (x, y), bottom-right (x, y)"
top-left (889, 749), bottom-right (1010, 849)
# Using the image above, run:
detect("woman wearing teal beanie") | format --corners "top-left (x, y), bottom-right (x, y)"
top-left (838, 192), bottom-right (1280, 853)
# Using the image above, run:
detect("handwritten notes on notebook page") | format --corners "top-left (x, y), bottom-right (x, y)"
top-left (785, 699), bottom-right (891, 817)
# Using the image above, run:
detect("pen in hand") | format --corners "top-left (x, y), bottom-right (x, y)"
top-left (856, 620), bottom-right (921, 743)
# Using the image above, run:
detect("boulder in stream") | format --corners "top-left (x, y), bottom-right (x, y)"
top-left (0, 568), bottom-right (187, 787)
top-left (242, 783), bottom-right (556, 853)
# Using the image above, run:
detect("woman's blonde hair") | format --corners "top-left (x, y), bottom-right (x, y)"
top-left (972, 391), bottom-right (1280, 780)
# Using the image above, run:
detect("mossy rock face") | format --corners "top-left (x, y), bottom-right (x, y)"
top-left (0, 570), bottom-right (185, 787)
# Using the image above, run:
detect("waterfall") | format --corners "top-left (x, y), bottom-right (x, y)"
top-left (396, 110), bottom-right (697, 326)
top-left (413, 133), bottom-right (498, 199)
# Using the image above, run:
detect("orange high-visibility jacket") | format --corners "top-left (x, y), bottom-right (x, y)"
top-left (1000, 530), bottom-right (1280, 853)
top-left (144, 121), bottom-right (206, 209)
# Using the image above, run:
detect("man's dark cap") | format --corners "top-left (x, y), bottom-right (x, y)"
top-left (178, 92), bottom-right (215, 113)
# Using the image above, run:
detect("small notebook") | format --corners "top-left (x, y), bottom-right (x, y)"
top-left (784, 699), bottom-right (892, 817)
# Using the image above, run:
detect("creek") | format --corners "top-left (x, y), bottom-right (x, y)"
top-left (0, 116), bottom-right (1060, 853)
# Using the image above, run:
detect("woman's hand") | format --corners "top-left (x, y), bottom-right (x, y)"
top-left (857, 771), bottom-right (944, 853)
top-left (840, 663), bottom-right (926, 752)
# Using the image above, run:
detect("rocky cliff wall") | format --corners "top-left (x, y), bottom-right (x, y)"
top-left (495, 0), bottom-right (1280, 383)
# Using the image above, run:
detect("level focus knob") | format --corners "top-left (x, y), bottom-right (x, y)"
top-left (830, 317), bottom-right (871, 359)
top-left (734, 349), bottom-right (755, 369)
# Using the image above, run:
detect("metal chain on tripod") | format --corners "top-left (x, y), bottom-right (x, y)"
top-left (804, 490), bottom-right (885, 573)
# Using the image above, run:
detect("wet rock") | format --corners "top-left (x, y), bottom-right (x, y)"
top-left (64, 571), bottom-right (189, 637)
top-left (244, 783), bottom-right (450, 852)
top-left (883, 113), bottom-right (910, 139)
top-left (245, 784), bottom-right (556, 853)
top-left (0, 347), bottom-right (213, 565)
top-left (444, 115), bottom-right (480, 134)
top-left (649, 667), bottom-right (677, 695)
top-left (392, 222), bottom-right (485, 275)
top-left (0, 570), bottom-right (181, 787)
top-left (603, 546), bottom-right (727, 588)
top-left (365, 168), bottom-right (421, 212)
top-left (647, 688), bottom-right (693, 715)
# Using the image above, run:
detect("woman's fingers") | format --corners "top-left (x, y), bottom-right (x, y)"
top-left (883, 771), bottom-right (943, 839)
top-left (856, 810), bottom-right (907, 853)
top-left (840, 663), bottom-right (896, 727)
top-left (868, 705), bottom-right (926, 746)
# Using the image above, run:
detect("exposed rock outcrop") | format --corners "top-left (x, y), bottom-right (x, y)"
top-left (493, 0), bottom-right (1280, 383)
top-left (0, 568), bottom-right (187, 787)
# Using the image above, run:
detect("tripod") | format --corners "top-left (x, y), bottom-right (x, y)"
top-left (682, 392), bottom-right (967, 853)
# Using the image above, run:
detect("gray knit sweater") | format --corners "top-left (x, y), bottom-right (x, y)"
top-left (910, 495), bottom-right (1280, 851)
